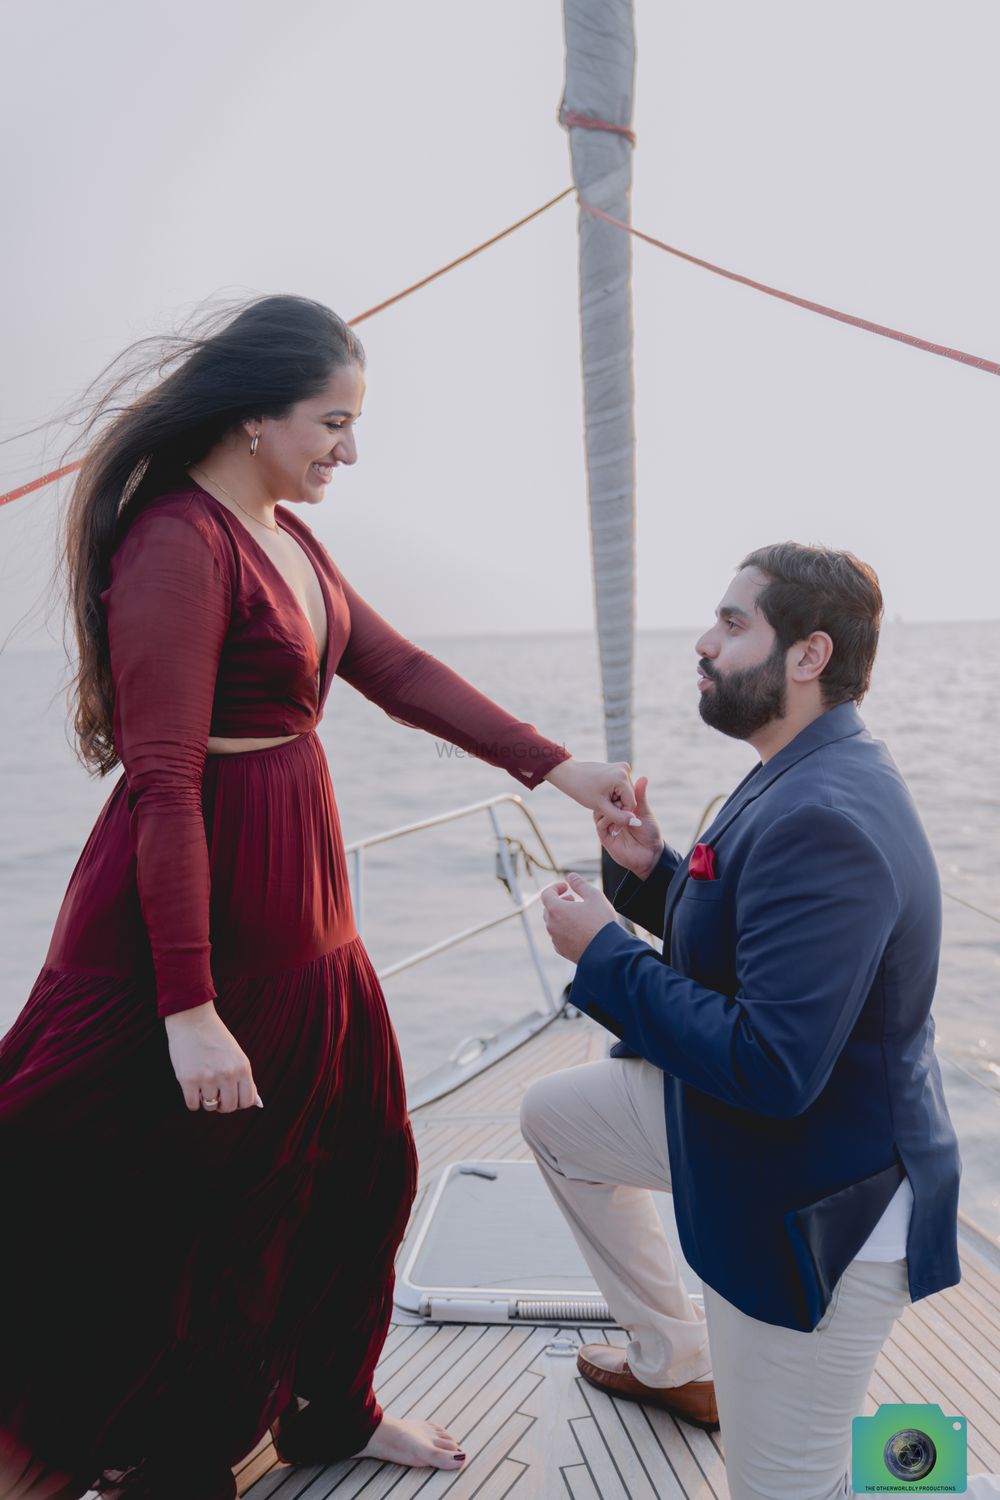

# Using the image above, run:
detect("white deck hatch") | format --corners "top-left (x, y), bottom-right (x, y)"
top-left (395, 1157), bottom-right (702, 1324)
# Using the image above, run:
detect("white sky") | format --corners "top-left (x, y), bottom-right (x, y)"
top-left (2, 0), bottom-right (998, 644)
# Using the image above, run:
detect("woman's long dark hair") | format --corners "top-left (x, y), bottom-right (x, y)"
top-left (59, 294), bottom-right (365, 777)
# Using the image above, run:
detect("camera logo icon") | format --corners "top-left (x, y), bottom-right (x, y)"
top-left (852, 1403), bottom-right (967, 1492)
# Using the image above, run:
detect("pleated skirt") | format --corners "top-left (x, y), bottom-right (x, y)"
top-left (0, 731), bottom-right (418, 1499)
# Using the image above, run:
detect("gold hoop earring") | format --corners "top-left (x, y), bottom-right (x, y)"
top-left (250, 432), bottom-right (260, 458)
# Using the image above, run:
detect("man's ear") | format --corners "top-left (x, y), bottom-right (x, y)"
top-left (790, 630), bottom-right (834, 684)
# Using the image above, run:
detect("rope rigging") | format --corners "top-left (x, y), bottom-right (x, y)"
top-left (4, 186), bottom-right (999, 507)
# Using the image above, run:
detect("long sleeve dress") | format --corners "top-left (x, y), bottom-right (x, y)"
top-left (0, 484), bottom-right (572, 1500)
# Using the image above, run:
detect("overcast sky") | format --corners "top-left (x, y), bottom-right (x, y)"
top-left (2, 0), bottom-right (998, 646)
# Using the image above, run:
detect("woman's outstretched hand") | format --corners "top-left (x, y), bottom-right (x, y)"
top-left (593, 775), bottom-right (665, 880)
top-left (164, 1001), bottom-right (264, 1112)
top-left (543, 757), bottom-right (640, 828)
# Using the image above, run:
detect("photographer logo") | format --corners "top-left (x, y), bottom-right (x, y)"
top-left (853, 1403), bottom-right (968, 1492)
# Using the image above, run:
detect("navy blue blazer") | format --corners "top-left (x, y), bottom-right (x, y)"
top-left (569, 702), bottom-right (961, 1332)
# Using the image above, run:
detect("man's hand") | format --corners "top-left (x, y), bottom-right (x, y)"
top-left (540, 872), bottom-right (618, 963)
top-left (593, 775), bottom-right (665, 880)
top-left (543, 757), bottom-right (641, 829)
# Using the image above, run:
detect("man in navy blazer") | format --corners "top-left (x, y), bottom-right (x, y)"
top-left (524, 544), bottom-right (980, 1499)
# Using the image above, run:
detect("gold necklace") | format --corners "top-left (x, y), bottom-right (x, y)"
top-left (190, 464), bottom-right (280, 534)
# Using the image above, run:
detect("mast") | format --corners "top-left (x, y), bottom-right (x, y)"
top-left (560, 0), bottom-right (638, 779)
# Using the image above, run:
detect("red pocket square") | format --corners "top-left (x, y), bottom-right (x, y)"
top-left (689, 843), bottom-right (717, 881)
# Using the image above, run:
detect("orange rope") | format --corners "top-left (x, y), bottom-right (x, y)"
top-left (6, 184), bottom-right (999, 508)
top-left (348, 186), bottom-right (574, 324)
top-left (0, 187), bottom-right (575, 508)
top-left (582, 201), bottom-right (1000, 378)
top-left (559, 108), bottom-right (637, 146)
top-left (0, 462), bottom-right (83, 507)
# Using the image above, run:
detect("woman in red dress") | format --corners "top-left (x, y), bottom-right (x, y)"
top-left (0, 295), bottom-right (638, 1499)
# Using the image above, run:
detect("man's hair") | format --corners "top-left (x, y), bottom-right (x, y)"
top-left (738, 542), bottom-right (884, 707)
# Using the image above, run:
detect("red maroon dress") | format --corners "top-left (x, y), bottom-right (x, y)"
top-left (0, 485), bottom-right (571, 1500)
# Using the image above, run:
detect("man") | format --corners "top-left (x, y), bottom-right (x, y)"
top-left (526, 544), bottom-right (994, 1499)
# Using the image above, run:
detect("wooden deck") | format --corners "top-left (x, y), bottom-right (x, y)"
top-left (227, 1010), bottom-right (1000, 1498)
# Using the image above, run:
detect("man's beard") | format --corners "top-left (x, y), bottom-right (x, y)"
top-left (698, 640), bottom-right (787, 740)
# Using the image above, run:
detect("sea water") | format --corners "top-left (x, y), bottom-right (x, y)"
top-left (2, 622), bottom-right (998, 1240)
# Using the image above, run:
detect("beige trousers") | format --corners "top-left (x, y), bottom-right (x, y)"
top-left (520, 1056), bottom-right (1000, 1500)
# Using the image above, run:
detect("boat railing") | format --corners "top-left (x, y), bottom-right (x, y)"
top-left (344, 793), bottom-right (578, 1109)
top-left (347, 785), bottom-right (1000, 1122)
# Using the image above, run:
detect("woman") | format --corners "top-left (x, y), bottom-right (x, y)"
top-left (0, 294), bottom-right (639, 1500)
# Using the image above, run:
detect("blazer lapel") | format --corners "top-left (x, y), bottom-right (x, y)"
top-left (661, 704), bottom-right (867, 948)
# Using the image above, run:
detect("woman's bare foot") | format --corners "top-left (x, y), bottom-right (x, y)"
top-left (354, 1414), bottom-right (466, 1469)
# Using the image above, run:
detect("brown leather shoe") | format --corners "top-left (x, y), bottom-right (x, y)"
top-left (576, 1344), bottom-right (719, 1431)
